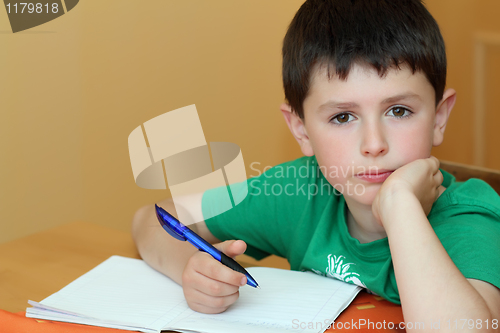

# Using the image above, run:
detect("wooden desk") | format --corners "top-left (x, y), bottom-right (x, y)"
top-left (0, 222), bottom-right (404, 332)
top-left (0, 222), bottom-right (140, 313)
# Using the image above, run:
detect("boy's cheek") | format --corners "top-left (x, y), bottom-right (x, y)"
top-left (397, 126), bottom-right (434, 158)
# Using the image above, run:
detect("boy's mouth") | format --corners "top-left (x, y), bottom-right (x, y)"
top-left (355, 170), bottom-right (394, 183)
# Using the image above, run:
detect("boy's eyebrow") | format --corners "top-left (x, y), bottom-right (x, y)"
top-left (317, 101), bottom-right (359, 112)
top-left (316, 93), bottom-right (422, 113)
top-left (381, 93), bottom-right (422, 104)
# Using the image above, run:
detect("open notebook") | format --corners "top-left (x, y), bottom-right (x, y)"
top-left (26, 256), bottom-right (360, 333)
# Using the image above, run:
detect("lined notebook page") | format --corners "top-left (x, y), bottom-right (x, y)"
top-left (28, 256), bottom-right (192, 332)
top-left (169, 267), bottom-right (360, 333)
top-left (27, 256), bottom-right (360, 333)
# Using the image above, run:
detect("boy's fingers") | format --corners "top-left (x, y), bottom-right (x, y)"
top-left (185, 288), bottom-right (240, 314)
top-left (429, 156), bottom-right (440, 171)
top-left (435, 170), bottom-right (444, 185)
top-left (191, 252), bottom-right (247, 287)
top-left (213, 240), bottom-right (247, 258)
top-left (191, 268), bottom-right (242, 296)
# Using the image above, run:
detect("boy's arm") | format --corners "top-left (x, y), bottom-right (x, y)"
top-left (469, 279), bottom-right (500, 322)
top-left (132, 198), bottom-right (248, 313)
top-left (374, 157), bottom-right (499, 332)
top-left (131, 198), bottom-right (208, 284)
top-left (384, 196), bottom-right (499, 331)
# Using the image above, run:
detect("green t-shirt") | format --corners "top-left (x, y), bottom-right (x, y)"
top-left (202, 156), bottom-right (500, 304)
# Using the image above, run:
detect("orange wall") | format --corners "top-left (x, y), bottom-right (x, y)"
top-left (426, 0), bottom-right (500, 168)
top-left (1, 0), bottom-right (499, 244)
top-left (0, 0), bottom-right (304, 243)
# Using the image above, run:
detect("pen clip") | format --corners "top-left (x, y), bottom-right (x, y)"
top-left (155, 204), bottom-right (187, 241)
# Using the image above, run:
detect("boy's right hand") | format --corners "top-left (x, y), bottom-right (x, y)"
top-left (182, 239), bottom-right (248, 314)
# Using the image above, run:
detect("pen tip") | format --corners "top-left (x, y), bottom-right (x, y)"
top-left (256, 286), bottom-right (260, 289)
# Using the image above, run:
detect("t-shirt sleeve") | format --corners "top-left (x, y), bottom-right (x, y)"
top-left (201, 157), bottom-right (326, 261)
top-left (434, 207), bottom-right (500, 290)
top-left (201, 169), bottom-right (292, 260)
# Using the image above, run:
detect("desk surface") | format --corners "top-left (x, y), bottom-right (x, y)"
top-left (0, 222), bottom-right (140, 313)
top-left (1, 222), bottom-right (404, 333)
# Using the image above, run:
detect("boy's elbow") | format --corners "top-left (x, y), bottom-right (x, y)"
top-left (131, 204), bottom-right (154, 242)
top-left (131, 199), bottom-right (175, 241)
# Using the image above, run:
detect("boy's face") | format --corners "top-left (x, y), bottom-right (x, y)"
top-left (285, 63), bottom-right (454, 206)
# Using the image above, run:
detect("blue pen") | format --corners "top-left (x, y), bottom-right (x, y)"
top-left (155, 204), bottom-right (259, 288)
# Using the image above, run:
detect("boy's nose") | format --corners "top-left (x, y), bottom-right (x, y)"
top-left (360, 123), bottom-right (388, 157)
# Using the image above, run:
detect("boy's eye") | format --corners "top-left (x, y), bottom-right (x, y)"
top-left (387, 106), bottom-right (412, 117)
top-left (331, 113), bottom-right (355, 125)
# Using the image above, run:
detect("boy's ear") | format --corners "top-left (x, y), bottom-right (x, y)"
top-left (433, 88), bottom-right (457, 146)
top-left (280, 103), bottom-right (314, 156)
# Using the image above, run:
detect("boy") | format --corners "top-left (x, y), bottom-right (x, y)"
top-left (132, 0), bottom-right (500, 329)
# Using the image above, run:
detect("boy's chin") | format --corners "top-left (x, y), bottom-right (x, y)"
top-left (342, 185), bottom-right (380, 206)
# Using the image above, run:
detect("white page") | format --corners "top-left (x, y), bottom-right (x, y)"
top-left (167, 267), bottom-right (360, 333)
top-left (27, 256), bottom-right (360, 333)
top-left (28, 256), bottom-right (191, 332)
top-left (26, 305), bottom-right (159, 333)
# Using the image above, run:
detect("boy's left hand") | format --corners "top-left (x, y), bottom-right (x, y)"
top-left (372, 156), bottom-right (444, 227)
